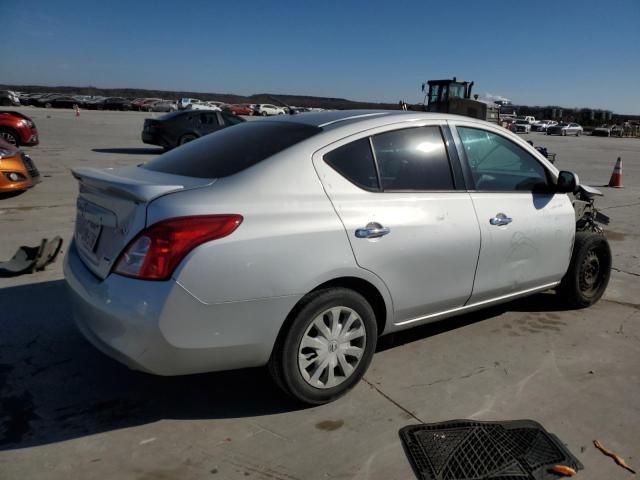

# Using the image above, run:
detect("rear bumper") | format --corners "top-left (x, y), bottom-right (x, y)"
top-left (141, 131), bottom-right (168, 148)
top-left (64, 241), bottom-right (297, 376)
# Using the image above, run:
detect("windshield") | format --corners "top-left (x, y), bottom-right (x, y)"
top-left (449, 83), bottom-right (466, 98)
top-left (143, 121), bottom-right (322, 178)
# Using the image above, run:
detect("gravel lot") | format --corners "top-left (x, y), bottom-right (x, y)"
top-left (1, 107), bottom-right (639, 480)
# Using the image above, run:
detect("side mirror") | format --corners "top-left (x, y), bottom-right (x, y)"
top-left (556, 170), bottom-right (579, 193)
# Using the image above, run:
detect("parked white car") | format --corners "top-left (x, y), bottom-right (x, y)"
top-left (178, 98), bottom-right (199, 109)
top-left (65, 110), bottom-right (611, 404)
top-left (203, 102), bottom-right (222, 111)
top-left (510, 118), bottom-right (531, 134)
top-left (517, 116), bottom-right (536, 124)
top-left (532, 120), bottom-right (557, 132)
top-left (255, 104), bottom-right (286, 116)
top-left (0, 90), bottom-right (21, 106)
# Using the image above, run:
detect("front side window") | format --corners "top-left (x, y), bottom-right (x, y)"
top-left (457, 127), bottom-right (549, 191)
top-left (371, 126), bottom-right (454, 191)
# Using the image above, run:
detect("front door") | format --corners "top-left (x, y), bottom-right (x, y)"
top-left (313, 122), bottom-right (481, 324)
top-left (451, 122), bottom-right (575, 303)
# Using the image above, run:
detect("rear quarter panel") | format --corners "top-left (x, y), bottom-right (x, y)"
top-left (147, 140), bottom-right (394, 322)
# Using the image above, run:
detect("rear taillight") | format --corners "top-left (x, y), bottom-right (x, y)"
top-left (113, 215), bottom-right (243, 281)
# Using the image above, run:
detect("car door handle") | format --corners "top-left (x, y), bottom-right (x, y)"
top-left (490, 213), bottom-right (513, 226)
top-left (355, 222), bottom-right (390, 239)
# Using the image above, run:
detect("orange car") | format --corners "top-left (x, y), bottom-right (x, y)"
top-left (0, 138), bottom-right (41, 193)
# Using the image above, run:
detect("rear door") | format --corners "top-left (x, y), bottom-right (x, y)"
top-left (314, 122), bottom-right (481, 324)
top-left (450, 121), bottom-right (575, 303)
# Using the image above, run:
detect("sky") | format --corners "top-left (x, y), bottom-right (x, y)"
top-left (1, 0), bottom-right (639, 114)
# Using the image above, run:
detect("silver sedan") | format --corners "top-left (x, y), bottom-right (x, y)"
top-left (65, 111), bottom-right (610, 404)
top-left (547, 122), bottom-right (583, 136)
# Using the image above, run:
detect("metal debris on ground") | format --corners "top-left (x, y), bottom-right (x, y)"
top-left (399, 419), bottom-right (583, 480)
top-left (0, 237), bottom-right (63, 277)
top-left (593, 439), bottom-right (636, 474)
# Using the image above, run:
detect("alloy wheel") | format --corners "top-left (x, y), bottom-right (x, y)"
top-left (0, 131), bottom-right (18, 146)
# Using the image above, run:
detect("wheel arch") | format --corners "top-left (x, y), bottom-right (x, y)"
top-left (271, 276), bottom-right (390, 362)
top-left (0, 125), bottom-right (22, 146)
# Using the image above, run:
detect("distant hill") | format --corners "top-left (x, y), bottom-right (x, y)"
top-left (5, 84), bottom-right (637, 122)
top-left (0, 84), bottom-right (401, 111)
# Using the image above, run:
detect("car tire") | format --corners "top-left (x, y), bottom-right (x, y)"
top-left (179, 134), bottom-right (197, 145)
top-left (268, 288), bottom-right (378, 405)
top-left (261, 111), bottom-right (268, 116)
top-left (576, 130), bottom-right (582, 137)
top-left (0, 127), bottom-right (20, 147)
top-left (557, 232), bottom-right (611, 308)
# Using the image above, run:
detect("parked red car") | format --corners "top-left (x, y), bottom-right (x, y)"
top-left (0, 111), bottom-right (39, 147)
top-left (225, 104), bottom-right (254, 116)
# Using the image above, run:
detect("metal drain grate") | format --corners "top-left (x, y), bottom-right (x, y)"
top-left (399, 420), bottom-right (583, 480)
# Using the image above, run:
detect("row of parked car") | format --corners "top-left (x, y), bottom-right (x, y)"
top-left (506, 116), bottom-right (625, 137)
top-left (4, 90), bottom-right (326, 116)
top-left (506, 118), bottom-right (580, 135)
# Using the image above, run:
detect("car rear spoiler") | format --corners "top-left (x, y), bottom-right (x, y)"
top-left (71, 166), bottom-right (215, 203)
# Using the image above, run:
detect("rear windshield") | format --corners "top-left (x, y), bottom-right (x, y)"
top-left (142, 121), bottom-right (322, 178)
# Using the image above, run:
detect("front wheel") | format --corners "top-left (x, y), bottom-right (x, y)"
top-left (0, 127), bottom-right (20, 146)
top-left (557, 232), bottom-right (611, 308)
top-left (269, 288), bottom-right (378, 404)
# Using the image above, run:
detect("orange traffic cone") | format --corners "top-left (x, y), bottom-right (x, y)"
top-left (608, 157), bottom-right (623, 188)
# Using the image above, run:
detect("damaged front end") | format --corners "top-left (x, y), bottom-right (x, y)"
top-left (572, 184), bottom-right (610, 233)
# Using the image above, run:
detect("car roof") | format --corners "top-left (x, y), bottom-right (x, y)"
top-left (259, 109), bottom-right (477, 130)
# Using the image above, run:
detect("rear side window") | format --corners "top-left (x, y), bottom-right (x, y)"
top-left (143, 121), bottom-right (321, 178)
top-left (372, 126), bottom-right (453, 191)
top-left (199, 113), bottom-right (219, 125)
top-left (324, 138), bottom-right (379, 191)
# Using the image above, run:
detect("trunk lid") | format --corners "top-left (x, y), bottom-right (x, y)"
top-left (71, 165), bottom-right (214, 279)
